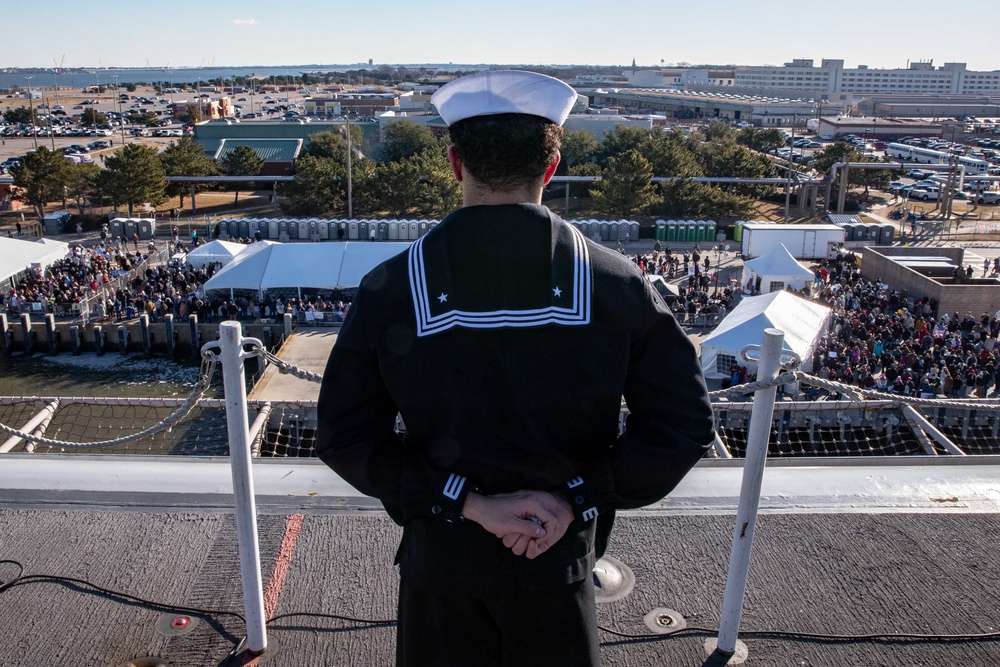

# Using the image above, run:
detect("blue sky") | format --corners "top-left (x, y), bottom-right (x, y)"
top-left (9, 0), bottom-right (1000, 70)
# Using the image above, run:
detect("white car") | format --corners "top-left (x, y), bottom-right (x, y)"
top-left (977, 192), bottom-right (1000, 205)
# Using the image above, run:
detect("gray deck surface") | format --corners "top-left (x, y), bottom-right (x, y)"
top-left (2, 461), bottom-right (999, 666)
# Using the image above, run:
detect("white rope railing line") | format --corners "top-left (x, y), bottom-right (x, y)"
top-left (254, 345), bottom-right (324, 384)
top-left (708, 369), bottom-right (1000, 411)
top-left (0, 352), bottom-right (219, 450)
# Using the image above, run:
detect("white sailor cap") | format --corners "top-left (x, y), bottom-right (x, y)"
top-left (432, 70), bottom-right (577, 127)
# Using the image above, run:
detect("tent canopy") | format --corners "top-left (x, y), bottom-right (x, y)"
top-left (0, 237), bottom-right (69, 284)
top-left (185, 240), bottom-right (247, 269)
top-left (699, 290), bottom-right (830, 380)
top-left (201, 241), bottom-right (410, 295)
top-left (741, 243), bottom-right (815, 295)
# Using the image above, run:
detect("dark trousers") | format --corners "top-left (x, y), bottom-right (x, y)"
top-left (396, 576), bottom-right (600, 667)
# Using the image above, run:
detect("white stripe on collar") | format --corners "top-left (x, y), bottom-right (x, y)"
top-left (408, 223), bottom-right (592, 337)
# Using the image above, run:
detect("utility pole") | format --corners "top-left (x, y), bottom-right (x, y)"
top-left (25, 76), bottom-right (38, 150)
top-left (784, 114), bottom-right (796, 222)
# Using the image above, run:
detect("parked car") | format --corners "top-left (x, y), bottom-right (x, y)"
top-left (911, 187), bottom-right (939, 201)
top-left (977, 192), bottom-right (1000, 205)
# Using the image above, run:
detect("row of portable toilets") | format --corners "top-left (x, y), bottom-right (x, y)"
top-left (836, 222), bottom-right (896, 245)
top-left (108, 218), bottom-right (157, 241)
top-left (217, 218), bottom-right (441, 242)
top-left (653, 220), bottom-right (719, 243)
top-left (566, 220), bottom-right (641, 242)
top-left (216, 218), bottom-right (646, 244)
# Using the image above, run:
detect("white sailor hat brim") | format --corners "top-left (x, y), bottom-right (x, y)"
top-left (431, 70), bottom-right (577, 127)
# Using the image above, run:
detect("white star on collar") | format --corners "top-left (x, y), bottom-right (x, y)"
top-left (553, 287), bottom-right (562, 297)
top-left (438, 293), bottom-right (448, 303)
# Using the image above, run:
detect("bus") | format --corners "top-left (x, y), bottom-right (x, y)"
top-left (885, 143), bottom-right (989, 175)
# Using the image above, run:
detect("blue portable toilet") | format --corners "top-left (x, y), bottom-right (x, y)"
top-left (398, 222), bottom-right (409, 240)
top-left (378, 222), bottom-right (388, 240)
top-left (578, 221), bottom-right (590, 237)
top-left (237, 220), bottom-right (249, 239)
top-left (268, 220), bottom-right (279, 239)
top-left (388, 221), bottom-right (399, 240)
top-left (124, 219), bottom-right (138, 240)
top-left (278, 220), bottom-right (289, 239)
top-left (408, 222), bottom-right (418, 238)
top-left (629, 221), bottom-right (640, 242)
top-left (348, 221), bottom-right (359, 240)
top-left (418, 222), bottom-right (429, 237)
top-left (878, 223), bottom-right (895, 245)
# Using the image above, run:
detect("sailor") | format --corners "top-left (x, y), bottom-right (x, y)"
top-left (315, 70), bottom-right (714, 667)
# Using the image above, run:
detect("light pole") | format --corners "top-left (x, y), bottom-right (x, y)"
top-left (25, 76), bottom-right (38, 149)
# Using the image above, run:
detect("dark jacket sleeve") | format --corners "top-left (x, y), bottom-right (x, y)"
top-left (564, 278), bottom-right (714, 521)
top-left (314, 283), bottom-right (474, 526)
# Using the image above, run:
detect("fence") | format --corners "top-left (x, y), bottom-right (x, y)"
top-left (2, 324), bottom-right (1000, 659)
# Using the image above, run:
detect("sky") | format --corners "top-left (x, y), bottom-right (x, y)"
top-left (6, 0), bottom-right (1000, 71)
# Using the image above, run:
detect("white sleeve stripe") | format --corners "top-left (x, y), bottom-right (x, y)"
top-left (443, 473), bottom-right (466, 500)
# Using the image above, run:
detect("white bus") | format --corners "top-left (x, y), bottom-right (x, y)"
top-left (885, 143), bottom-right (989, 175)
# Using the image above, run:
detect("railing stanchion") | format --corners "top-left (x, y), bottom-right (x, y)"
top-left (713, 328), bottom-right (786, 660)
top-left (219, 321), bottom-right (268, 655)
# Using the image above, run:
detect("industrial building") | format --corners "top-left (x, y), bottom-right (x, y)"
top-left (815, 117), bottom-right (943, 140)
top-left (625, 58), bottom-right (1000, 97)
top-left (588, 88), bottom-right (832, 125)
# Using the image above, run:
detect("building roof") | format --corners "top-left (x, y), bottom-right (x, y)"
top-left (214, 139), bottom-right (303, 163)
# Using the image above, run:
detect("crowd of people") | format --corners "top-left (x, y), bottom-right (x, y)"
top-left (624, 241), bottom-right (737, 326)
top-left (3, 241), bottom-right (152, 317)
top-left (809, 253), bottom-right (1000, 399)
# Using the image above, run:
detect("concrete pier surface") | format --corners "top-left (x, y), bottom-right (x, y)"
top-left (249, 329), bottom-right (337, 403)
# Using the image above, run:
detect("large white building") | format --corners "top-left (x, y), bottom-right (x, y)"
top-left (627, 59), bottom-right (1000, 96)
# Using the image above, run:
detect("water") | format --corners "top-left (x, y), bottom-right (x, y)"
top-left (0, 351), bottom-right (207, 398)
top-left (0, 64), bottom-right (479, 91)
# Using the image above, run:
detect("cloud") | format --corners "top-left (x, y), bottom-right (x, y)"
top-left (231, 18), bottom-right (256, 26)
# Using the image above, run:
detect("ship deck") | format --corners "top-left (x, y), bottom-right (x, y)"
top-left (2, 455), bottom-right (999, 666)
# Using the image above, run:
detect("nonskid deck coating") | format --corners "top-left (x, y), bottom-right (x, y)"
top-left (1, 502), bottom-right (999, 666)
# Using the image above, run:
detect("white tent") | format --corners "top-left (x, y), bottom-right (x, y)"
top-left (699, 290), bottom-right (831, 380)
top-left (201, 241), bottom-right (410, 295)
top-left (740, 243), bottom-right (815, 295)
top-left (0, 237), bottom-right (69, 285)
top-left (185, 240), bottom-right (247, 269)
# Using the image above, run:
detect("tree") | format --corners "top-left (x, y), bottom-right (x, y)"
top-left (702, 120), bottom-right (735, 143)
top-left (597, 125), bottom-right (650, 164)
top-left (568, 162), bottom-right (601, 198)
top-left (811, 142), bottom-right (861, 175)
top-left (127, 111), bottom-right (159, 126)
top-left (380, 121), bottom-right (441, 163)
top-left (590, 149), bottom-right (660, 218)
top-left (159, 137), bottom-right (219, 208)
top-left (80, 108), bottom-right (108, 127)
top-left (694, 142), bottom-right (777, 198)
top-left (63, 162), bottom-right (101, 215)
top-left (278, 154), bottom-right (344, 216)
top-left (10, 147), bottom-right (67, 219)
top-left (642, 126), bottom-right (702, 177)
top-left (736, 127), bottom-right (786, 154)
top-left (3, 106), bottom-right (37, 125)
top-left (560, 130), bottom-right (599, 167)
top-left (369, 149), bottom-right (459, 217)
top-left (303, 127), bottom-right (365, 167)
top-left (174, 104), bottom-right (201, 124)
top-left (99, 143), bottom-right (168, 217)
top-left (219, 145), bottom-right (264, 203)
